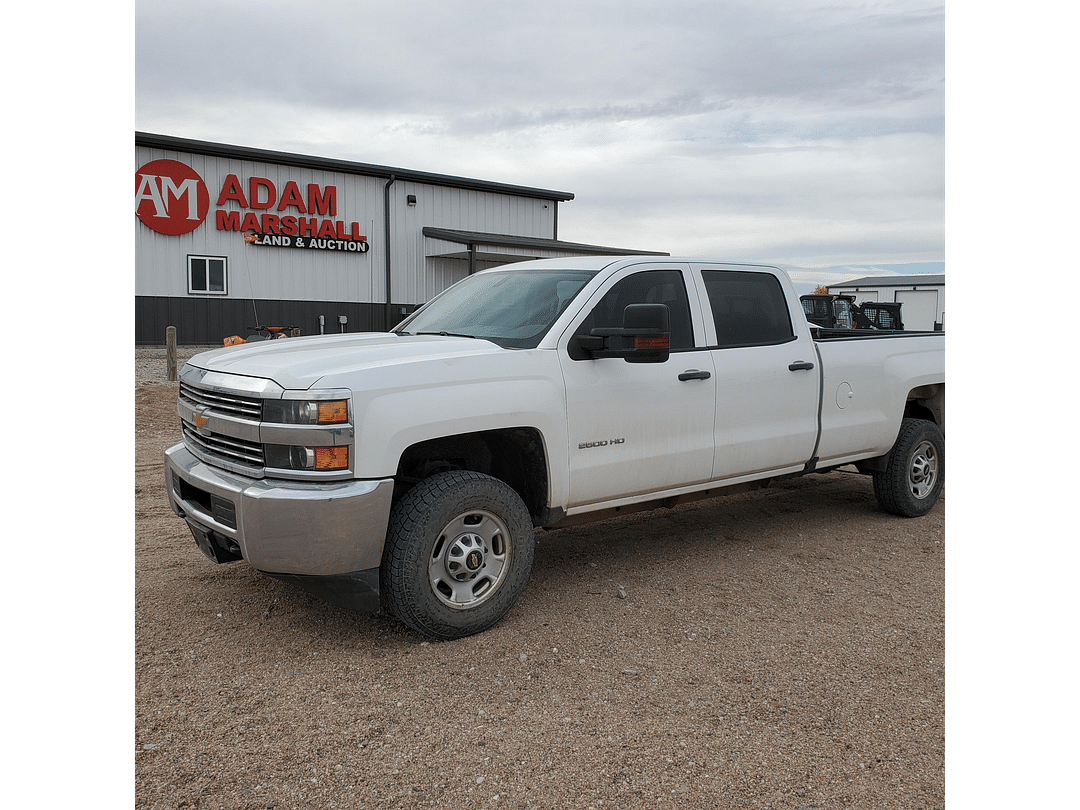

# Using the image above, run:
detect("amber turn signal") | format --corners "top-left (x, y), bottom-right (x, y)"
top-left (314, 446), bottom-right (349, 471)
top-left (318, 400), bottom-right (349, 424)
top-left (634, 337), bottom-right (670, 349)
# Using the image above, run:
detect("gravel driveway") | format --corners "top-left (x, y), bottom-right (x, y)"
top-left (135, 348), bottom-right (944, 809)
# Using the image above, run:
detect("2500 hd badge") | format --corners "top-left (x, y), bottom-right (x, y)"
top-left (579, 438), bottom-right (626, 449)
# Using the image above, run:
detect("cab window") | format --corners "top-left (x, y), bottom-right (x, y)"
top-left (570, 269), bottom-right (693, 360)
top-left (702, 270), bottom-right (794, 347)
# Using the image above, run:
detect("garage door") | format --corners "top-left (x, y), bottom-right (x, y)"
top-left (895, 290), bottom-right (939, 331)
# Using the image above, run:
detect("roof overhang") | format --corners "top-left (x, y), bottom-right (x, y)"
top-left (423, 227), bottom-right (668, 259)
top-left (136, 132), bottom-right (575, 202)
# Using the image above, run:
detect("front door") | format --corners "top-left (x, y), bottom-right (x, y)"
top-left (559, 265), bottom-right (716, 508)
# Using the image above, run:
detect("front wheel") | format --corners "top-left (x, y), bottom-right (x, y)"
top-left (380, 470), bottom-right (535, 639)
top-left (873, 418), bottom-right (944, 517)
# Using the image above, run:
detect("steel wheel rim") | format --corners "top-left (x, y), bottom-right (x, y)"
top-left (428, 509), bottom-right (511, 609)
top-left (908, 439), bottom-right (939, 500)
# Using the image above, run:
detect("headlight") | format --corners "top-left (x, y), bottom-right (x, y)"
top-left (263, 399), bottom-right (349, 425)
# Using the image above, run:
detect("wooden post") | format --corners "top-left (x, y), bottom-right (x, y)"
top-left (166, 326), bottom-right (178, 382)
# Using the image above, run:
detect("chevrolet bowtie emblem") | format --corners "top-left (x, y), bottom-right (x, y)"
top-left (192, 410), bottom-right (210, 432)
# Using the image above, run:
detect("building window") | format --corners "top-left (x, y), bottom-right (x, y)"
top-left (187, 255), bottom-right (227, 295)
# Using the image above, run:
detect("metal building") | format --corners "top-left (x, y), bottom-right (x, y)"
top-left (136, 133), bottom-right (666, 344)
top-left (827, 274), bottom-right (945, 331)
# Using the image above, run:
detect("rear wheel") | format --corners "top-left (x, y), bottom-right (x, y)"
top-left (380, 470), bottom-right (535, 639)
top-left (873, 418), bottom-right (944, 517)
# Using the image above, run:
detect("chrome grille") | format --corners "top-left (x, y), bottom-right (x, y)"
top-left (182, 422), bottom-right (264, 467)
top-left (180, 381), bottom-right (262, 420)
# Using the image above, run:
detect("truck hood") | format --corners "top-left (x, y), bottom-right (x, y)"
top-left (187, 332), bottom-right (504, 390)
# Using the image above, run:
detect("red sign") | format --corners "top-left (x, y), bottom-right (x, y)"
top-left (135, 159), bottom-right (369, 249)
top-left (135, 160), bottom-right (210, 235)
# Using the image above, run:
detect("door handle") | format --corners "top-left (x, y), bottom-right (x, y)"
top-left (678, 369), bottom-right (712, 381)
top-left (788, 361), bottom-right (815, 371)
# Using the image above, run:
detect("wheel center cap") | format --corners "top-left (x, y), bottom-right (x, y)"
top-left (465, 549), bottom-right (484, 571)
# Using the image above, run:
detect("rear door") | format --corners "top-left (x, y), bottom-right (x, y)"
top-left (559, 263), bottom-right (716, 508)
top-left (692, 263), bottom-right (820, 481)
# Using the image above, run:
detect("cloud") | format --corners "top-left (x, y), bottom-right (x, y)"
top-left (135, 0), bottom-right (944, 267)
top-left (137, 0), bottom-right (943, 116)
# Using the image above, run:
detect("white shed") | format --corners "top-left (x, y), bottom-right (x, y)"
top-left (827, 275), bottom-right (945, 331)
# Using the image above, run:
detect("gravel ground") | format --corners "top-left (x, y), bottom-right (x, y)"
top-left (135, 345), bottom-right (217, 385)
top-left (135, 349), bottom-right (945, 809)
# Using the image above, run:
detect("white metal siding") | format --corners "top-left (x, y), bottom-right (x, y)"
top-left (136, 146), bottom-right (384, 303)
top-left (394, 182), bottom-right (555, 304)
top-left (138, 146), bottom-right (558, 308)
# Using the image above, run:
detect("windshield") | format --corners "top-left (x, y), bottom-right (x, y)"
top-left (395, 268), bottom-right (598, 348)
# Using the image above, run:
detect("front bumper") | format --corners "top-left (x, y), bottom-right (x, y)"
top-left (164, 442), bottom-right (395, 578)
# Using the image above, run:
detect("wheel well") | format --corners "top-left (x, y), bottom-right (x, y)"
top-left (394, 428), bottom-right (549, 522)
top-left (905, 383), bottom-right (944, 431)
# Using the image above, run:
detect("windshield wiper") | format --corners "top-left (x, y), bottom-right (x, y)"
top-left (414, 331), bottom-right (479, 339)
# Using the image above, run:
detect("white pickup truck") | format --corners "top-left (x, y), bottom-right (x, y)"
top-left (165, 257), bottom-right (944, 638)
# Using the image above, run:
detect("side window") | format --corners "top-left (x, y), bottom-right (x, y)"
top-left (188, 255), bottom-right (227, 295)
top-left (702, 270), bottom-right (794, 348)
top-left (570, 269), bottom-right (693, 360)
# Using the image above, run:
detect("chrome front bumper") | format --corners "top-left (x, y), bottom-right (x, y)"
top-left (164, 442), bottom-right (395, 577)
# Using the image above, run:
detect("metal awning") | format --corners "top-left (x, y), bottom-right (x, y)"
top-left (423, 227), bottom-right (668, 260)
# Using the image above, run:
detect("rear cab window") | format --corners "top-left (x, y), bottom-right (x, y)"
top-left (700, 269), bottom-right (795, 348)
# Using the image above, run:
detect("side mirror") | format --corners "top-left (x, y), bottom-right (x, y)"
top-left (576, 303), bottom-right (671, 363)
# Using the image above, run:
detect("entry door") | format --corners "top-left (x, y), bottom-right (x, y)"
top-left (560, 266), bottom-right (716, 508)
top-left (695, 265), bottom-right (820, 480)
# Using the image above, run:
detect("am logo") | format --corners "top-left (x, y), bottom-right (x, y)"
top-left (135, 159), bottom-right (210, 235)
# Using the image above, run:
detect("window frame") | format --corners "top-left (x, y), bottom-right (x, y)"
top-left (186, 254), bottom-right (228, 296)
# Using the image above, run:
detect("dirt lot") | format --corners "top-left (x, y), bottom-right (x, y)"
top-left (135, 373), bottom-right (944, 809)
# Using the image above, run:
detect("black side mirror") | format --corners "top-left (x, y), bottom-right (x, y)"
top-left (576, 303), bottom-right (670, 363)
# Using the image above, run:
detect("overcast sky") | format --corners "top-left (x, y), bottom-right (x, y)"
top-left (135, 0), bottom-right (945, 290)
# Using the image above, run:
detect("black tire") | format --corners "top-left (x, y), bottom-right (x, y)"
top-left (380, 470), bottom-right (535, 639)
top-left (873, 418), bottom-right (945, 517)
